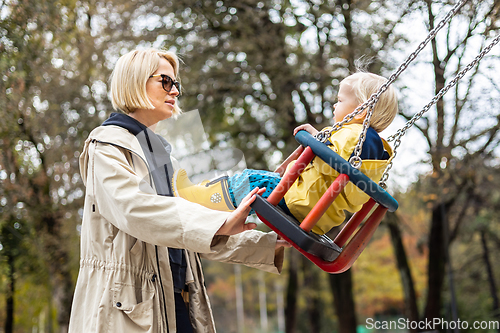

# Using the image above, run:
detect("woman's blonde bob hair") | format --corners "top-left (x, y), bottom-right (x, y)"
top-left (110, 48), bottom-right (182, 116)
top-left (341, 72), bottom-right (398, 132)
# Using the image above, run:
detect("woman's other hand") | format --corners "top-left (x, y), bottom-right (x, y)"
top-left (275, 235), bottom-right (292, 250)
top-left (293, 123), bottom-right (318, 136)
top-left (215, 187), bottom-right (265, 236)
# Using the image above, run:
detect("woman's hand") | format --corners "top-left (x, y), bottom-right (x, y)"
top-left (215, 187), bottom-right (266, 236)
top-left (275, 236), bottom-right (292, 249)
top-left (293, 123), bottom-right (318, 136)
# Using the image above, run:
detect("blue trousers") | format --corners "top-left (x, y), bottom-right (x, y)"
top-left (228, 169), bottom-right (291, 215)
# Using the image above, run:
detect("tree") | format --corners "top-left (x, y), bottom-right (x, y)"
top-left (0, 0), bottom-right (125, 330)
top-left (386, 212), bottom-right (419, 331)
top-left (0, 218), bottom-right (22, 333)
top-left (393, 0), bottom-right (500, 324)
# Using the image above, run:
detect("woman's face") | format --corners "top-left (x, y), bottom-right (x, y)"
top-left (132, 58), bottom-right (180, 127)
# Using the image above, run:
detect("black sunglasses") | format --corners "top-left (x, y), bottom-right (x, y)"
top-left (149, 74), bottom-right (181, 95)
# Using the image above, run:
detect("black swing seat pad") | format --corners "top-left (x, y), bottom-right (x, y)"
top-left (252, 195), bottom-right (342, 262)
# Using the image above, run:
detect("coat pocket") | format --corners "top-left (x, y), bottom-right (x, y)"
top-left (112, 282), bottom-right (156, 332)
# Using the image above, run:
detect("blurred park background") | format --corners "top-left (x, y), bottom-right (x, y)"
top-left (1, 0), bottom-right (500, 332)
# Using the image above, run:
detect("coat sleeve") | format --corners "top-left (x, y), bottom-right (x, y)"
top-left (201, 230), bottom-right (284, 274)
top-left (91, 142), bottom-right (231, 253)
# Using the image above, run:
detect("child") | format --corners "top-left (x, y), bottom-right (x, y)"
top-left (172, 72), bottom-right (398, 235)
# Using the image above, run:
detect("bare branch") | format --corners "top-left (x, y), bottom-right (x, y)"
top-left (449, 42), bottom-right (483, 147)
top-left (376, 0), bottom-right (417, 53)
top-left (449, 186), bottom-right (475, 242)
top-left (456, 114), bottom-right (500, 151)
top-left (399, 109), bottom-right (433, 148)
top-left (473, 125), bottom-right (500, 158)
top-left (443, 12), bottom-right (476, 64)
top-left (296, 88), bottom-right (315, 124)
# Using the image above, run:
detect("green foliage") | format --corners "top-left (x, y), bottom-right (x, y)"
top-left (0, 0), bottom-right (124, 330)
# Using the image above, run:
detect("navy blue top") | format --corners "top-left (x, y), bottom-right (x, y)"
top-left (349, 127), bottom-right (389, 160)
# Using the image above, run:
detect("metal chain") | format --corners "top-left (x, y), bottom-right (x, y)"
top-left (315, 0), bottom-right (468, 168)
top-left (379, 33), bottom-right (500, 187)
top-left (349, 103), bottom-right (376, 169)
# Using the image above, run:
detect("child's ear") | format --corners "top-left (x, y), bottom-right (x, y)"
top-left (353, 105), bottom-right (367, 120)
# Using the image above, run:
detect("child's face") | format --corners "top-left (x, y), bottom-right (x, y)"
top-left (333, 82), bottom-right (360, 124)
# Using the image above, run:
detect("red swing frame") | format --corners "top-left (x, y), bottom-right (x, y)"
top-left (255, 133), bottom-right (396, 273)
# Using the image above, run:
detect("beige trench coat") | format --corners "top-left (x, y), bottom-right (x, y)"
top-left (68, 125), bottom-right (284, 333)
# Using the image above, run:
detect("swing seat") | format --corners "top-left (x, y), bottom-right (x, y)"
top-left (251, 130), bottom-right (398, 273)
top-left (252, 196), bottom-right (342, 262)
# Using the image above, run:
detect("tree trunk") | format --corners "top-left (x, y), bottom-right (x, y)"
top-left (5, 252), bottom-right (14, 333)
top-left (38, 214), bottom-right (74, 333)
top-left (52, 269), bottom-right (73, 333)
top-left (339, 0), bottom-right (355, 71)
top-left (480, 230), bottom-right (500, 332)
top-left (276, 281), bottom-right (286, 333)
top-left (423, 204), bottom-right (446, 321)
top-left (235, 265), bottom-right (244, 333)
top-left (386, 213), bottom-right (419, 331)
top-left (258, 271), bottom-right (268, 332)
top-left (328, 3), bottom-right (357, 332)
top-left (302, 257), bottom-right (321, 333)
top-left (329, 270), bottom-right (357, 333)
top-left (423, 0), bottom-right (456, 326)
top-left (285, 250), bottom-right (299, 333)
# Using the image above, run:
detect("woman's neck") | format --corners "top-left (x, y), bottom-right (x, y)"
top-left (128, 110), bottom-right (158, 131)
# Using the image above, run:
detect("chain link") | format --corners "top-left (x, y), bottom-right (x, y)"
top-left (315, 0), bottom-right (468, 168)
top-left (379, 33), bottom-right (500, 187)
top-left (349, 103), bottom-right (376, 168)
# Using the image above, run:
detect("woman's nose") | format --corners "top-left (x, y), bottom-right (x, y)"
top-left (170, 85), bottom-right (180, 96)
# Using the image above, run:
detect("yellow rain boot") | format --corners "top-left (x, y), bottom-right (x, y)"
top-left (172, 169), bottom-right (236, 212)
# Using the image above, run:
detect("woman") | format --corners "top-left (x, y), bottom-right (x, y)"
top-left (68, 48), bottom-right (288, 333)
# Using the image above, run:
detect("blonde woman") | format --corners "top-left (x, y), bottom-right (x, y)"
top-left (173, 72), bottom-right (399, 235)
top-left (68, 48), bottom-right (288, 333)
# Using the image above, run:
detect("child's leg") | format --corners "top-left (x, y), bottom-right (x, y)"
top-left (228, 169), bottom-right (291, 215)
top-left (172, 168), bottom-right (292, 215)
top-left (172, 169), bottom-right (236, 211)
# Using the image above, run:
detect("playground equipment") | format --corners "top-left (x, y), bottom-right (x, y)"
top-left (251, 0), bottom-right (500, 273)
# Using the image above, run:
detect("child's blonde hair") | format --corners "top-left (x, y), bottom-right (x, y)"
top-left (110, 48), bottom-right (182, 116)
top-left (341, 72), bottom-right (398, 132)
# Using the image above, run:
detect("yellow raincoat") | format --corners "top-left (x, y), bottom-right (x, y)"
top-left (284, 124), bottom-right (393, 235)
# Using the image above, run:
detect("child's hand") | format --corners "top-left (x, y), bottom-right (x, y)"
top-left (215, 187), bottom-right (266, 236)
top-left (293, 124), bottom-right (318, 136)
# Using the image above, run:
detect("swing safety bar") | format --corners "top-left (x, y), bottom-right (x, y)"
top-left (267, 146), bottom-right (352, 233)
top-left (300, 173), bottom-right (350, 233)
top-left (294, 131), bottom-right (398, 212)
top-left (267, 146), bottom-right (315, 207)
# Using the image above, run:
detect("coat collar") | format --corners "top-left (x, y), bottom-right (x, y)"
top-left (87, 124), bottom-right (146, 160)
